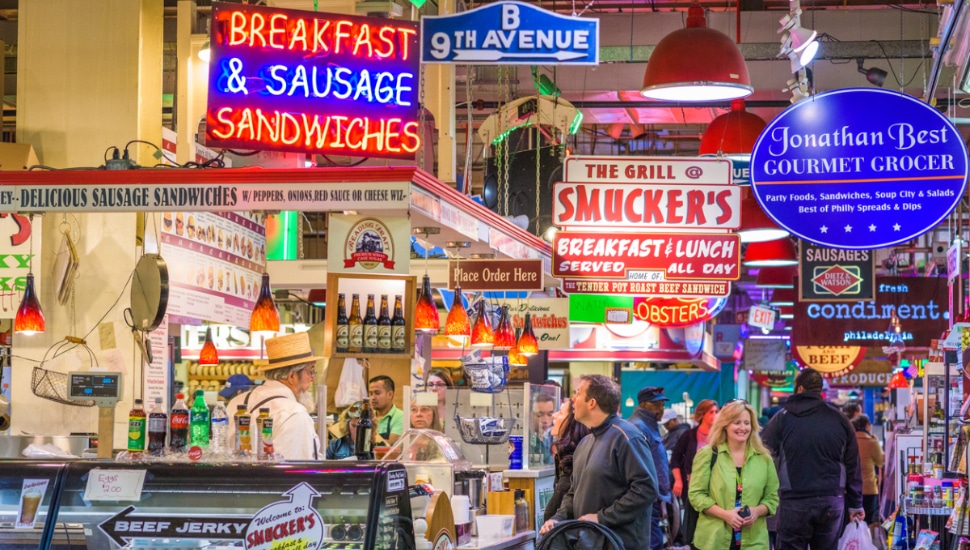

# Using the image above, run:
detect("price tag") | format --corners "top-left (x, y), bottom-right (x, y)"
top-left (83, 469), bottom-right (146, 502)
top-left (469, 393), bottom-right (492, 407)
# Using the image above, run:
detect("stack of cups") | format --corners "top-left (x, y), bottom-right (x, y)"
top-left (452, 494), bottom-right (472, 544)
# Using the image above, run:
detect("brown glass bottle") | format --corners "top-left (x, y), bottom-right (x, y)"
top-left (363, 294), bottom-right (379, 354)
top-left (335, 293), bottom-right (349, 353)
top-left (391, 295), bottom-right (406, 353)
top-left (348, 294), bottom-right (363, 354)
top-left (377, 295), bottom-right (392, 354)
top-left (355, 398), bottom-right (375, 460)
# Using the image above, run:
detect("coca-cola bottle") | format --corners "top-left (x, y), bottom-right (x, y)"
top-left (148, 397), bottom-right (167, 456)
top-left (169, 393), bottom-right (190, 453)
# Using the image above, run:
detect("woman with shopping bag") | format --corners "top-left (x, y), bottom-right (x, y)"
top-left (688, 400), bottom-right (779, 550)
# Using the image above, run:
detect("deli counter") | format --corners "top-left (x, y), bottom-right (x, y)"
top-left (0, 460), bottom-right (413, 549)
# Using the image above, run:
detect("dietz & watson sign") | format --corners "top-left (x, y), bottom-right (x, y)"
top-left (792, 276), bottom-right (949, 347)
top-left (799, 242), bottom-right (875, 302)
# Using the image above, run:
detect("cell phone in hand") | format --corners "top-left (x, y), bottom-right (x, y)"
top-left (738, 505), bottom-right (751, 518)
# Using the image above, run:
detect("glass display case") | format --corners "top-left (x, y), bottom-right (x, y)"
top-left (0, 460), bottom-right (413, 550)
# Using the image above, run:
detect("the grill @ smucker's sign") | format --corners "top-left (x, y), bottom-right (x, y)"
top-left (552, 232), bottom-right (740, 281)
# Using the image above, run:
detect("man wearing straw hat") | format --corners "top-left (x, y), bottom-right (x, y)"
top-left (228, 332), bottom-right (322, 460)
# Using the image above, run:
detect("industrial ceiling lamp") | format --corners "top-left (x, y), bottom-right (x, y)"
top-left (778, 0), bottom-right (818, 71)
top-left (755, 266), bottom-right (797, 288)
top-left (768, 288), bottom-right (795, 307)
top-left (640, 2), bottom-right (753, 102)
top-left (738, 195), bottom-right (790, 243)
top-left (250, 272), bottom-right (280, 333)
top-left (742, 239), bottom-right (798, 267)
top-left (698, 99), bottom-right (767, 160)
top-left (413, 228), bottom-right (441, 332)
top-left (857, 58), bottom-right (888, 87)
top-left (444, 242), bottom-right (471, 339)
top-left (15, 215), bottom-right (44, 335)
top-left (198, 326), bottom-right (219, 366)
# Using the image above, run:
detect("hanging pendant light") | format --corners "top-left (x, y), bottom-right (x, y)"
top-left (508, 328), bottom-right (528, 366)
top-left (738, 193), bottom-right (790, 244)
top-left (494, 305), bottom-right (515, 350)
top-left (517, 312), bottom-right (539, 356)
top-left (250, 272), bottom-right (280, 333)
top-left (198, 326), bottom-right (219, 366)
top-left (698, 99), bottom-right (767, 159)
top-left (755, 266), bottom-right (797, 288)
top-left (742, 239), bottom-right (798, 267)
top-left (641, 2), bottom-right (753, 101)
top-left (445, 285), bottom-right (471, 337)
top-left (471, 299), bottom-right (494, 347)
top-left (15, 273), bottom-right (45, 335)
top-left (888, 370), bottom-right (909, 389)
top-left (415, 274), bottom-right (440, 332)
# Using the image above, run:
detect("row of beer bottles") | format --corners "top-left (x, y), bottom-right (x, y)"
top-left (335, 293), bottom-right (406, 354)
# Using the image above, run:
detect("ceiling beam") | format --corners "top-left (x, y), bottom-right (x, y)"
top-left (599, 39), bottom-right (929, 63)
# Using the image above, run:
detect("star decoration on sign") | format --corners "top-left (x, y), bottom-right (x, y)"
top-left (893, 223), bottom-right (901, 231)
top-left (869, 224), bottom-right (877, 232)
top-left (820, 225), bottom-right (828, 234)
top-left (844, 224), bottom-right (853, 233)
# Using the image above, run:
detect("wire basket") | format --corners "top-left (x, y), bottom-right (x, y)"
top-left (30, 337), bottom-right (98, 407)
top-left (462, 354), bottom-right (509, 394)
top-left (454, 414), bottom-right (516, 445)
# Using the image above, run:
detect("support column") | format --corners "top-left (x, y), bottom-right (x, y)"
top-left (422, 1), bottom-right (457, 185)
top-left (176, 1), bottom-right (208, 166)
top-left (15, 0), bottom-right (162, 449)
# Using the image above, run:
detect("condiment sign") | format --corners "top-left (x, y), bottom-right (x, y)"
top-left (421, 2), bottom-right (599, 65)
top-left (563, 156), bottom-right (732, 185)
top-left (560, 278), bottom-right (730, 298)
top-left (448, 259), bottom-right (543, 291)
top-left (798, 242), bottom-right (875, 302)
top-left (791, 345), bottom-right (866, 377)
top-left (750, 88), bottom-right (968, 249)
top-left (552, 182), bottom-right (741, 229)
top-left (206, 3), bottom-right (420, 159)
top-left (553, 231), bottom-right (740, 280)
top-left (792, 276), bottom-right (949, 347)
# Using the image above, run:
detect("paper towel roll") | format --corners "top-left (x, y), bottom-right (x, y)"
top-left (451, 495), bottom-right (471, 524)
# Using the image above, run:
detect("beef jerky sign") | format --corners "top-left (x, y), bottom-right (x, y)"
top-left (799, 242), bottom-right (875, 302)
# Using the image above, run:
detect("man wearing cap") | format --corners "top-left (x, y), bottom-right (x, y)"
top-left (228, 332), bottom-right (322, 461)
top-left (628, 387), bottom-right (672, 550)
top-left (661, 409), bottom-right (690, 454)
top-left (219, 374), bottom-right (253, 402)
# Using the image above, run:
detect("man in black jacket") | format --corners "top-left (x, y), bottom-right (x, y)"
top-left (628, 387), bottom-right (672, 550)
top-left (762, 368), bottom-right (865, 550)
top-left (540, 374), bottom-right (659, 550)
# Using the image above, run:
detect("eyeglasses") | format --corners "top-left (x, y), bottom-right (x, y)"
top-left (427, 382), bottom-right (448, 389)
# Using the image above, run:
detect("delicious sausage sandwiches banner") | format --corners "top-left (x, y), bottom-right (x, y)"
top-left (792, 276), bottom-right (949, 347)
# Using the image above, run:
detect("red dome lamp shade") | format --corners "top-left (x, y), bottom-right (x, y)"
top-left (698, 99), bottom-right (767, 158)
top-left (471, 300), bottom-right (495, 347)
top-left (888, 371), bottom-right (909, 389)
top-left (414, 275), bottom-right (440, 332)
top-left (641, 2), bottom-right (753, 102)
top-left (250, 272), bottom-right (280, 333)
top-left (493, 305), bottom-right (516, 350)
top-left (198, 326), bottom-right (219, 366)
top-left (517, 312), bottom-right (539, 356)
top-left (14, 273), bottom-right (45, 335)
top-left (743, 239), bottom-right (798, 267)
top-left (445, 286), bottom-right (471, 337)
top-left (739, 196), bottom-right (790, 243)
top-left (755, 266), bottom-right (797, 288)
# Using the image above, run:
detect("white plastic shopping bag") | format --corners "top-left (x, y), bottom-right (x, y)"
top-left (334, 357), bottom-right (366, 407)
top-left (838, 519), bottom-right (877, 550)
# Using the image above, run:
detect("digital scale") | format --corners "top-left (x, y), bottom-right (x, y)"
top-left (67, 372), bottom-right (123, 459)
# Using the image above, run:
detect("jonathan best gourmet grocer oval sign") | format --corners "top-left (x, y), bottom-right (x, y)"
top-left (750, 88), bottom-right (968, 249)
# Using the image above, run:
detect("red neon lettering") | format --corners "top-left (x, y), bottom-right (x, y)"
top-left (334, 21), bottom-right (352, 54)
top-left (280, 112), bottom-right (300, 145)
top-left (402, 121), bottom-right (420, 153)
top-left (376, 27), bottom-right (396, 58)
top-left (385, 119), bottom-right (402, 153)
top-left (249, 13), bottom-right (267, 48)
top-left (269, 14), bottom-right (287, 49)
top-left (346, 118), bottom-right (365, 150)
top-left (398, 28), bottom-right (417, 59)
top-left (331, 116), bottom-right (349, 148)
top-left (229, 12), bottom-right (248, 46)
top-left (314, 20), bottom-right (330, 54)
top-left (213, 108), bottom-right (235, 140)
top-left (362, 119), bottom-right (385, 152)
top-left (289, 18), bottom-right (308, 51)
top-left (354, 25), bottom-right (374, 57)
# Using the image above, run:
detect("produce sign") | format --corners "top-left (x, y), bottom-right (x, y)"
top-left (552, 182), bottom-right (741, 229)
top-left (792, 276), bottom-right (949, 347)
top-left (206, 2), bottom-right (420, 159)
top-left (553, 231), bottom-right (740, 280)
top-left (750, 88), bottom-right (968, 249)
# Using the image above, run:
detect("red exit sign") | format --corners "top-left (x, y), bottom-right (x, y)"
top-left (748, 305), bottom-right (777, 330)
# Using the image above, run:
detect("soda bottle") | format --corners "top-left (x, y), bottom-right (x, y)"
top-left (335, 293), bottom-right (349, 353)
top-left (235, 405), bottom-right (252, 455)
top-left (127, 399), bottom-right (146, 453)
top-left (211, 401), bottom-right (229, 452)
top-left (363, 294), bottom-right (378, 354)
top-left (355, 398), bottom-right (374, 460)
top-left (189, 390), bottom-right (210, 448)
top-left (258, 418), bottom-right (274, 461)
top-left (377, 295), bottom-right (391, 354)
top-left (147, 397), bottom-right (167, 456)
top-left (169, 393), bottom-right (189, 453)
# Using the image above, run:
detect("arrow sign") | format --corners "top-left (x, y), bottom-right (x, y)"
top-left (98, 505), bottom-right (251, 547)
top-left (452, 50), bottom-right (587, 62)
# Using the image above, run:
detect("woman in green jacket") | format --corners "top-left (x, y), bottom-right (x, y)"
top-left (688, 400), bottom-right (779, 550)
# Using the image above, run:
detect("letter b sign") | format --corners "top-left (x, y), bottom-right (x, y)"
top-left (502, 4), bottom-right (520, 29)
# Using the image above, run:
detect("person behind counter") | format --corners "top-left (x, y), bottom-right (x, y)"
top-left (410, 403), bottom-right (441, 431)
top-left (369, 375), bottom-right (403, 446)
top-left (227, 332), bottom-right (322, 460)
top-left (326, 402), bottom-right (362, 460)
top-left (426, 369), bottom-right (454, 431)
top-left (219, 374), bottom-right (253, 401)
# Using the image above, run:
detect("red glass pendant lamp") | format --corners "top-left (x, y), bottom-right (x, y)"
top-left (198, 326), bottom-right (219, 366)
top-left (250, 272), bottom-right (280, 333)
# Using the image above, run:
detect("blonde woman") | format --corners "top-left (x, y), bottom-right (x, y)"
top-left (689, 401), bottom-right (779, 550)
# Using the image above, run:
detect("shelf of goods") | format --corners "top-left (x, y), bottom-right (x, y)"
top-left (186, 361), bottom-right (262, 395)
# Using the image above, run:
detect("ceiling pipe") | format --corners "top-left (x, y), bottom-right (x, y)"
top-left (924, 0), bottom-right (966, 101)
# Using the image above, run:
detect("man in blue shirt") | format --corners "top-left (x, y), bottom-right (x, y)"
top-left (629, 387), bottom-right (672, 550)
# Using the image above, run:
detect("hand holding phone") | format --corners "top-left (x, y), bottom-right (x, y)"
top-left (738, 505), bottom-right (751, 518)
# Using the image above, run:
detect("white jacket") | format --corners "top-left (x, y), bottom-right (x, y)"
top-left (227, 380), bottom-right (321, 461)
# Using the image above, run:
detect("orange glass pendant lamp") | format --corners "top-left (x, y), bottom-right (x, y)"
top-left (445, 286), bottom-right (471, 337)
top-left (414, 274), bottom-right (440, 332)
top-left (517, 312), bottom-right (539, 356)
top-left (198, 326), bottom-right (219, 366)
top-left (471, 299), bottom-right (494, 347)
top-left (15, 273), bottom-right (45, 335)
top-left (250, 272), bottom-right (280, 333)
top-left (493, 305), bottom-right (516, 350)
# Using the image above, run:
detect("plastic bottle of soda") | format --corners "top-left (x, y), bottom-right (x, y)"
top-left (258, 418), bottom-right (274, 461)
top-left (210, 401), bottom-right (229, 453)
top-left (147, 397), bottom-right (167, 456)
top-left (127, 399), bottom-right (146, 453)
top-left (169, 393), bottom-right (189, 453)
top-left (235, 405), bottom-right (252, 455)
top-left (189, 390), bottom-right (210, 448)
